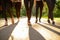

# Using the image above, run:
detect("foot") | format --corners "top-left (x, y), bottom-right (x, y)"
top-left (12, 21), bottom-right (14, 24)
top-left (47, 20), bottom-right (50, 24)
top-left (52, 21), bottom-right (55, 25)
top-left (35, 21), bottom-right (37, 23)
top-left (35, 19), bottom-right (38, 23)
top-left (18, 18), bottom-right (20, 22)
top-left (28, 20), bottom-right (31, 26)
top-left (4, 24), bottom-right (8, 26)
top-left (11, 17), bottom-right (14, 24)
top-left (4, 23), bottom-right (8, 26)
top-left (39, 19), bottom-right (41, 22)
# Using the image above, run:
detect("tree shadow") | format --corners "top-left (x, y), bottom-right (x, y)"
top-left (37, 23), bottom-right (60, 35)
top-left (43, 22), bottom-right (60, 29)
top-left (29, 25), bottom-right (45, 40)
top-left (0, 21), bottom-right (19, 40)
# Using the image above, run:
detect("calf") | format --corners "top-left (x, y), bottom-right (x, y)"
top-left (45, 0), bottom-right (56, 24)
top-left (24, 0), bottom-right (34, 25)
top-left (35, 0), bottom-right (44, 23)
top-left (35, 0), bottom-right (56, 25)
top-left (2, 0), bottom-right (14, 26)
top-left (11, 0), bottom-right (22, 21)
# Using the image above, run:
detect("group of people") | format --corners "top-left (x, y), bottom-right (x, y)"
top-left (0, 0), bottom-right (56, 26)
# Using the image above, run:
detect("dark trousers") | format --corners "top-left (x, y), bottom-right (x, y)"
top-left (24, 0), bottom-right (34, 24)
top-left (2, 0), bottom-right (14, 24)
top-left (36, 1), bottom-right (44, 22)
top-left (15, 2), bottom-right (21, 19)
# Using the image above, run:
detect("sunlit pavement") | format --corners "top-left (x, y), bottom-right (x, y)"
top-left (9, 18), bottom-right (29, 40)
top-left (0, 17), bottom-right (60, 40)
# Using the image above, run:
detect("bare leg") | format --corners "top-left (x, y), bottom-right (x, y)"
top-left (15, 2), bottom-right (21, 21)
top-left (8, 7), bottom-right (14, 24)
top-left (26, 9), bottom-right (31, 25)
top-left (24, 0), bottom-right (34, 25)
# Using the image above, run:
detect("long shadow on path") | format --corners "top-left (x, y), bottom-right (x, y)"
top-left (37, 23), bottom-right (60, 35)
top-left (0, 21), bottom-right (19, 40)
top-left (29, 25), bottom-right (45, 40)
top-left (43, 22), bottom-right (60, 29)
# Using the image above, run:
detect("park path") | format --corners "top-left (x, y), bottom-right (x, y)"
top-left (0, 17), bottom-right (60, 40)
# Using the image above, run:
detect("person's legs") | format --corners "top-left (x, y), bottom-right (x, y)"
top-left (50, 0), bottom-right (55, 24)
top-left (35, 1), bottom-right (39, 23)
top-left (24, 0), bottom-right (29, 24)
top-left (24, 0), bottom-right (34, 25)
top-left (39, 1), bottom-right (44, 22)
top-left (27, 0), bottom-right (34, 24)
top-left (7, 2), bottom-right (14, 24)
top-left (2, 1), bottom-right (8, 26)
top-left (49, 7), bottom-right (55, 24)
top-left (46, 0), bottom-right (55, 24)
top-left (15, 2), bottom-right (21, 21)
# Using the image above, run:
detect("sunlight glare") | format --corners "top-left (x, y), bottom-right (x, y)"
top-left (9, 18), bottom-right (29, 40)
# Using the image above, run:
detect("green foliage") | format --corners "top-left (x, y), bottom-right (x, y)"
top-left (42, 1), bottom-right (60, 17)
top-left (54, 1), bottom-right (60, 17)
top-left (0, 1), bottom-right (60, 18)
top-left (56, 1), bottom-right (60, 9)
top-left (32, 7), bottom-right (36, 16)
top-left (20, 6), bottom-right (26, 17)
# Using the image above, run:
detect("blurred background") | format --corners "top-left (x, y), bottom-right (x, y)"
top-left (0, 0), bottom-right (60, 26)
top-left (0, 0), bottom-right (60, 18)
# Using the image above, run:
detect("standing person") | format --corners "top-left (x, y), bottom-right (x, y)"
top-left (45, 0), bottom-right (56, 24)
top-left (11, 0), bottom-right (22, 21)
top-left (35, 0), bottom-right (44, 23)
top-left (2, 0), bottom-right (14, 26)
top-left (35, 0), bottom-right (56, 24)
top-left (24, 0), bottom-right (34, 25)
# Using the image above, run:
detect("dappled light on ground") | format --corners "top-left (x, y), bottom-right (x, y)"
top-left (9, 18), bottom-right (29, 40)
top-left (0, 17), bottom-right (60, 40)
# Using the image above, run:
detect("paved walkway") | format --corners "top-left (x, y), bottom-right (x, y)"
top-left (0, 17), bottom-right (60, 40)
